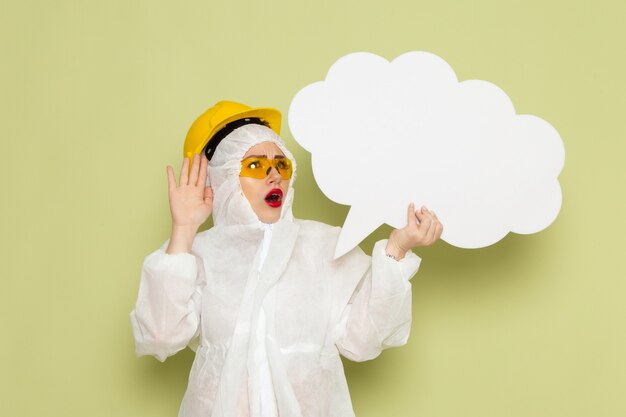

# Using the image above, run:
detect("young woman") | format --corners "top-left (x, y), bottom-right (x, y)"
top-left (131, 101), bottom-right (442, 417)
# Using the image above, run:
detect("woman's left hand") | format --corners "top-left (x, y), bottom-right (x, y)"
top-left (385, 203), bottom-right (443, 260)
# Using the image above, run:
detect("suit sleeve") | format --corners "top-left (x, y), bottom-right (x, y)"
top-left (333, 239), bottom-right (421, 362)
top-left (129, 247), bottom-right (204, 362)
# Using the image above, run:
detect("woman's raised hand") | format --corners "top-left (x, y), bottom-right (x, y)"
top-left (165, 154), bottom-right (213, 254)
top-left (386, 203), bottom-right (443, 260)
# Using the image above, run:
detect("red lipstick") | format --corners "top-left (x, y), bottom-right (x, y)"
top-left (264, 188), bottom-right (283, 208)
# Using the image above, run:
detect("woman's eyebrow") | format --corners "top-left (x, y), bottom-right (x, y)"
top-left (245, 154), bottom-right (286, 159)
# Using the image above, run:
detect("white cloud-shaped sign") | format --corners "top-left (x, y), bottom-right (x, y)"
top-left (288, 51), bottom-right (565, 258)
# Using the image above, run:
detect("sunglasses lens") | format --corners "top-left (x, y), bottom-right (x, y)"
top-left (276, 158), bottom-right (292, 180)
top-left (241, 158), bottom-right (268, 179)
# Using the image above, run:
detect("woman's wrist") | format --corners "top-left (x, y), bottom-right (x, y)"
top-left (385, 234), bottom-right (408, 260)
top-left (166, 224), bottom-right (198, 254)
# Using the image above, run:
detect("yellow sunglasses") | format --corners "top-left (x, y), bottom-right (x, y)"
top-left (240, 157), bottom-right (293, 180)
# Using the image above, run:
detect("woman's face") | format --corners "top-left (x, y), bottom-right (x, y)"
top-left (239, 141), bottom-right (291, 224)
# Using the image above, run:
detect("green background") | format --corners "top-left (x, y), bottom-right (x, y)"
top-left (2, 0), bottom-right (625, 416)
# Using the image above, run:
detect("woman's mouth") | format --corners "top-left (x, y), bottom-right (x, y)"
top-left (264, 188), bottom-right (283, 208)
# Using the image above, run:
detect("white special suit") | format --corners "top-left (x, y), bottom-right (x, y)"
top-left (130, 125), bottom-right (421, 417)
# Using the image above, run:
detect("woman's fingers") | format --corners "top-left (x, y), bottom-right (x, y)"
top-left (197, 154), bottom-right (208, 187)
top-left (434, 220), bottom-right (443, 241)
top-left (415, 206), bottom-right (426, 225)
top-left (420, 209), bottom-right (444, 245)
top-left (406, 202), bottom-right (418, 228)
top-left (425, 211), bottom-right (438, 244)
top-left (180, 157), bottom-right (190, 185)
top-left (417, 208), bottom-right (432, 232)
top-left (167, 165), bottom-right (176, 191)
top-left (430, 210), bottom-right (443, 241)
top-left (415, 207), bottom-right (442, 246)
top-left (189, 154), bottom-right (201, 186)
top-left (169, 156), bottom-right (206, 189)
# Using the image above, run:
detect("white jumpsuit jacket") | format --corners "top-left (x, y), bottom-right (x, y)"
top-left (130, 124), bottom-right (421, 417)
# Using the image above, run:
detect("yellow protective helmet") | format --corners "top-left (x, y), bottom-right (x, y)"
top-left (183, 100), bottom-right (282, 162)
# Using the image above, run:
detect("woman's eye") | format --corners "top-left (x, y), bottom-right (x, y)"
top-left (276, 160), bottom-right (288, 170)
top-left (247, 160), bottom-right (262, 169)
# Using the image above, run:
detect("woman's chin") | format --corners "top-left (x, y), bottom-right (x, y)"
top-left (255, 207), bottom-right (282, 224)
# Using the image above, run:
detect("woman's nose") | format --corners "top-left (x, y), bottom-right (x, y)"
top-left (266, 166), bottom-right (282, 184)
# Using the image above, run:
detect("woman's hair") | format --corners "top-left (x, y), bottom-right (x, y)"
top-left (203, 118), bottom-right (270, 161)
